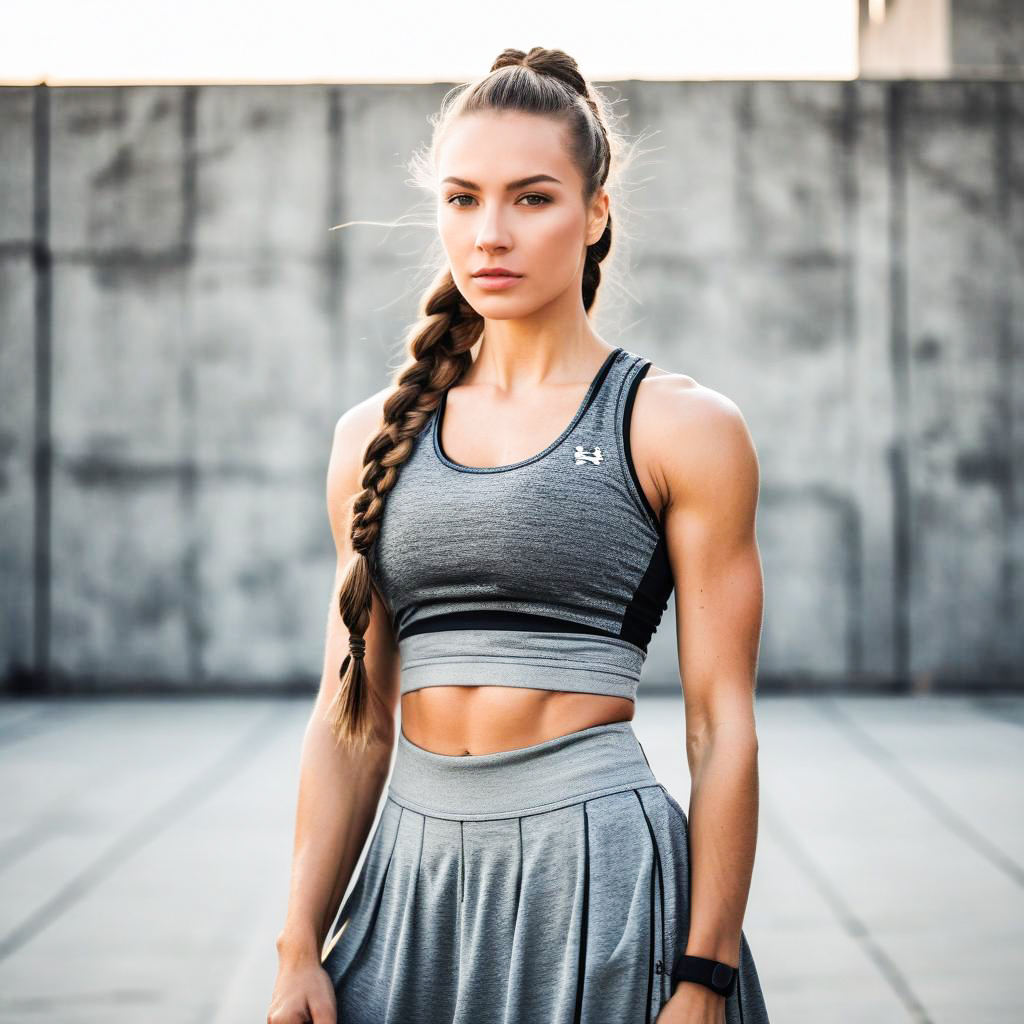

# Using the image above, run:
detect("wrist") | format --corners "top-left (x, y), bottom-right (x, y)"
top-left (684, 937), bottom-right (739, 965)
top-left (275, 926), bottom-right (322, 966)
top-left (670, 953), bottom-right (738, 999)
top-left (672, 979), bottom-right (727, 1001)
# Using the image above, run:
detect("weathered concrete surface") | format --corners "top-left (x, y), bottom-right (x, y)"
top-left (951, 0), bottom-right (1024, 73)
top-left (0, 693), bottom-right (1020, 1022)
top-left (858, 0), bottom-right (1024, 78)
top-left (0, 79), bottom-right (1022, 694)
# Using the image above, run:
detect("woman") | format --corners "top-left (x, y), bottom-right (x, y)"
top-left (268, 48), bottom-right (770, 1024)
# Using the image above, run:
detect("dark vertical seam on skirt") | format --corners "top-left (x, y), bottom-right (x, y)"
top-left (654, 822), bottom-right (667, 1005)
top-left (634, 790), bottom-right (657, 1023)
top-left (513, 817), bottom-right (524, 918)
top-left (459, 819), bottom-right (465, 904)
top-left (572, 801), bottom-right (590, 1024)
top-left (418, 813), bottom-right (426, 875)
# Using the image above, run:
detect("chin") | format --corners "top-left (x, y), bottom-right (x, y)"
top-left (473, 304), bottom-right (524, 321)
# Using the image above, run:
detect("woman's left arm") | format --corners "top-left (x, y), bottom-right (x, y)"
top-left (652, 378), bottom-right (764, 1017)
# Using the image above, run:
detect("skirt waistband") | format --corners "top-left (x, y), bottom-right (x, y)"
top-left (387, 720), bottom-right (658, 821)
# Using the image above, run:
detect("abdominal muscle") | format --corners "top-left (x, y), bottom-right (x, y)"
top-left (400, 686), bottom-right (635, 756)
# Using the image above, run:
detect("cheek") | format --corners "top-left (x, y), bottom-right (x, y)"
top-left (437, 205), bottom-right (474, 244)
top-left (436, 214), bottom-right (463, 257)
top-left (530, 211), bottom-right (586, 276)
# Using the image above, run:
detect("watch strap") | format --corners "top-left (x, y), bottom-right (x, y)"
top-left (670, 954), bottom-right (738, 998)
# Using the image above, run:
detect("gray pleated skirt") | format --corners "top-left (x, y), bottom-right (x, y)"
top-left (321, 720), bottom-right (769, 1024)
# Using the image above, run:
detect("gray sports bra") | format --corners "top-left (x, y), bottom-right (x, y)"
top-left (370, 346), bottom-right (674, 703)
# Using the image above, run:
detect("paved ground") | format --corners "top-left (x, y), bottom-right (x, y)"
top-left (0, 693), bottom-right (1020, 1023)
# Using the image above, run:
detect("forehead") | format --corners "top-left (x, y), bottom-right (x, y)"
top-left (436, 111), bottom-right (574, 181)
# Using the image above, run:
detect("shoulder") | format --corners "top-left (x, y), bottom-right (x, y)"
top-left (327, 385), bottom-right (395, 513)
top-left (332, 385), bottom-right (394, 453)
top-left (632, 360), bottom-right (759, 514)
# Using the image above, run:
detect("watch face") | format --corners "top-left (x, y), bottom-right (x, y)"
top-left (711, 963), bottom-right (735, 988)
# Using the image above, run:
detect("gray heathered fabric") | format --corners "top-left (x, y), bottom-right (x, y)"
top-left (322, 721), bottom-right (771, 1024)
top-left (371, 347), bottom-right (669, 698)
top-left (398, 627), bottom-right (645, 702)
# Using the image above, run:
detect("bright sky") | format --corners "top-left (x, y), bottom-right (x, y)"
top-left (1, 0), bottom-right (858, 84)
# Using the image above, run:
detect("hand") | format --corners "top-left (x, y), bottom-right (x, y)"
top-left (654, 980), bottom-right (727, 1024)
top-left (266, 956), bottom-right (337, 1024)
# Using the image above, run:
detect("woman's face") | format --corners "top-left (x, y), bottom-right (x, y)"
top-left (435, 111), bottom-right (608, 319)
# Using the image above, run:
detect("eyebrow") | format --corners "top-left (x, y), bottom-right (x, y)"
top-left (441, 174), bottom-right (562, 191)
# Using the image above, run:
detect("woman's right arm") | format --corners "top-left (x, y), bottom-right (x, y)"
top-left (268, 395), bottom-right (401, 1023)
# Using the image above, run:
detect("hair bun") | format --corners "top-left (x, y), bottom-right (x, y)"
top-left (490, 48), bottom-right (528, 72)
top-left (489, 47), bottom-right (589, 101)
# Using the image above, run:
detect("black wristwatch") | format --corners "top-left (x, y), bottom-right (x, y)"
top-left (670, 954), bottom-right (737, 998)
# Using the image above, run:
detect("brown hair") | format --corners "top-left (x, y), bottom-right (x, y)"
top-left (324, 47), bottom-right (631, 751)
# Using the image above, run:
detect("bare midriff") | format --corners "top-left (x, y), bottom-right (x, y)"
top-left (400, 686), bottom-right (635, 756)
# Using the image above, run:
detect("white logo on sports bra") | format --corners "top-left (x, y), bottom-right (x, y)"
top-left (574, 445), bottom-right (604, 465)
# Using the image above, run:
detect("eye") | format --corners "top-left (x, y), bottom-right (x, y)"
top-left (444, 193), bottom-right (553, 207)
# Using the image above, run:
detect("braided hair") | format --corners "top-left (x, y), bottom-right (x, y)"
top-left (325, 47), bottom-right (622, 751)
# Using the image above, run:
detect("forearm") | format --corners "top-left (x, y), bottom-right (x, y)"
top-left (275, 705), bottom-right (394, 965)
top-left (682, 724), bottom-right (759, 965)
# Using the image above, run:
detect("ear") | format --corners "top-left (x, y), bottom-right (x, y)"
top-left (585, 187), bottom-right (610, 246)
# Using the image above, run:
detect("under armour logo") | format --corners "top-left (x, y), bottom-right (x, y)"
top-left (574, 445), bottom-right (604, 465)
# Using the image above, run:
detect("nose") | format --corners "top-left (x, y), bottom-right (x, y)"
top-left (475, 206), bottom-right (512, 253)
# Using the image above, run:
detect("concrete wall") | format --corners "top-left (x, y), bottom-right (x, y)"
top-left (859, 0), bottom-right (1024, 78)
top-left (951, 0), bottom-right (1024, 73)
top-left (1, 80), bottom-right (1022, 694)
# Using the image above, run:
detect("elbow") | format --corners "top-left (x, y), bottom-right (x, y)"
top-left (685, 716), bottom-right (758, 772)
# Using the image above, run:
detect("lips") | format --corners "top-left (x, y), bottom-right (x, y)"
top-left (473, 269), bottom-right (521, 277)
